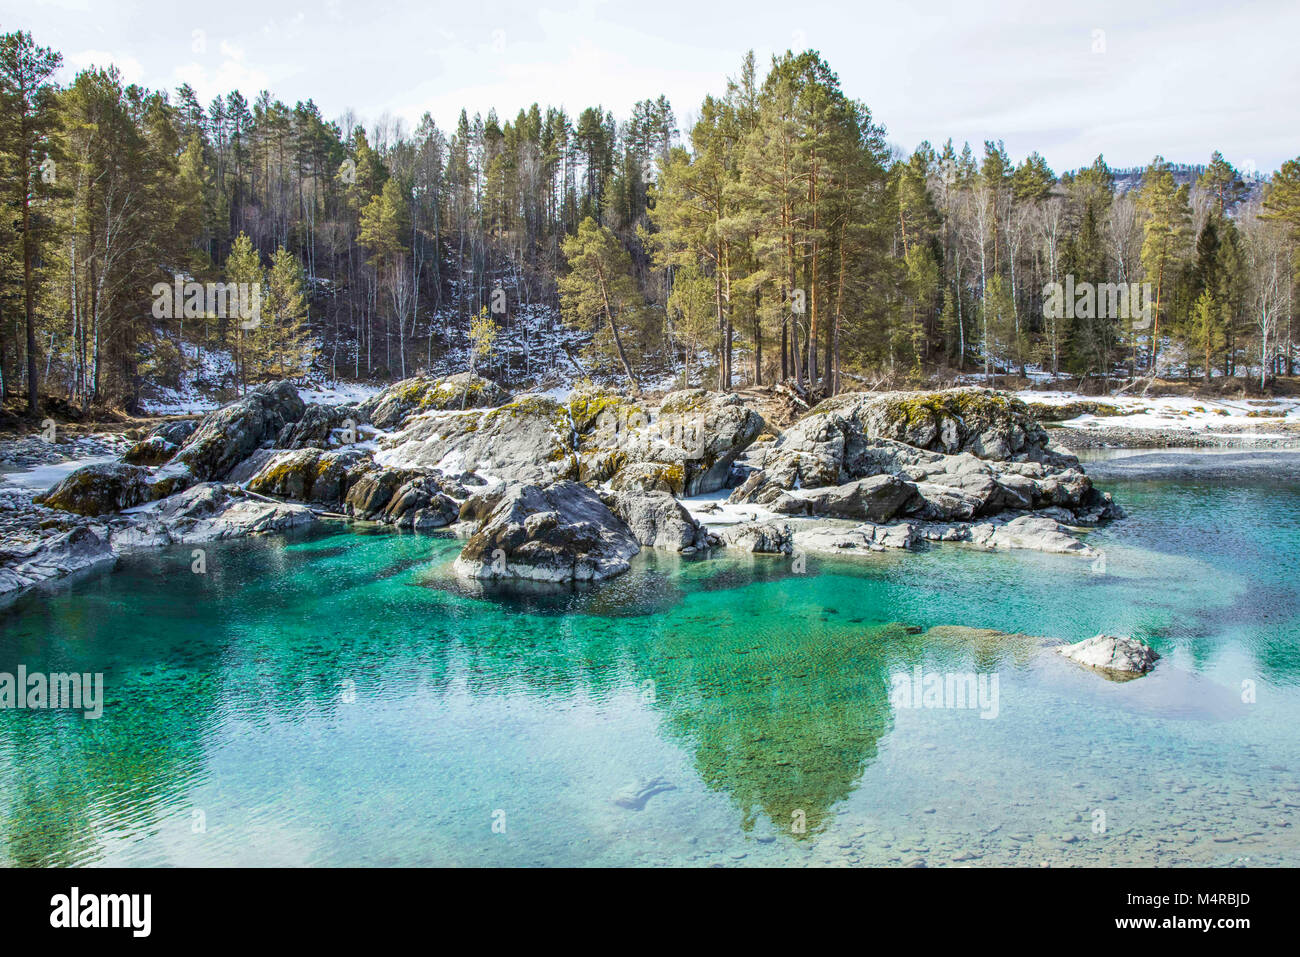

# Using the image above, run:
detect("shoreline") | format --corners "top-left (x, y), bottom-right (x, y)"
top-left (1048, 422), bottom-right (1300, 451)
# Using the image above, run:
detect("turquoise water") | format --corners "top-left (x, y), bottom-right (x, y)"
top-left (2, 464), bottom-right (1299, 866)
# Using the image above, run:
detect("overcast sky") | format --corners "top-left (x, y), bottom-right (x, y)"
top-left (10, 0), bottom-right (1298, 174)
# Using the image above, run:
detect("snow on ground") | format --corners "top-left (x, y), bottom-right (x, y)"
top-left (680, 488), bottom-right (784, 528)
top-left (297, 380), bottom-right (385, 406)
top-left (140, 341), bottom-right (238, 414)
top-left (1014, 389), bottom-right (1300, 434)
top-left (0, 454), bottom-right (119, 494)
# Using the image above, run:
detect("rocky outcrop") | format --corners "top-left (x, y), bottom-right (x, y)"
top-left (0, 526), bottom-right (116, 598)
top-left (109, 483), bottom-right (317, 548)
top-left (967, 515), bottom-right (1098, 556)
top-left (36, 462), bottom-right (155, 516)
top-left (245, 447), bottom-right (370, 508)
top-left (605, 461), bottom-right (685, 494)
top-left (176, 382), bottom-right (306, 480)
top-left (604, 390), bottom-right (763, 496)
top-left (356, 372), bottom-right (510, 429)
top-left (457, 484), bottom-right (510, 524)
top-left (788, 513), bottom-right (1098, 557)
top-left (453, 481), bottom-right (640, 582)
top-left (771, 474), bottom-right (919, 522)
top-left (367, 474), bottom-right (459, 529)
top-left (123, 420), bottom-right (199, 467)
top-left (344, 466), bottom-right (421, 520)
top-left (600, 490), bottom-right (707, 552)
top-left (720, 520), bottom-right (793, 554)
top-left (1058, 634), bottom-right (1159, 678)
top-left (275, 403), bottom-right (357, 450)
top-left (730, 388), bottom-right (1120, 532)
top-left (376, 395), bottom-right (576, 485)
top-left (844, 389), bottom-right (1067, 462)
top-left (371, 387), bottom-right (763, 498)
top-left (794, 521), bottom-right (922, 554)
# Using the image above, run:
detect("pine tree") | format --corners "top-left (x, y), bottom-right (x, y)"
top-left (255, 245), bottom-right (310, 381)
top-left (0, 30), bottom-right (62, 411)
top-left (225, 232), bottom-right (262, 391)
top-left (559, 217), bottom-right (645, 393)
top-left (1137, 157), bottom-right (1192, 373)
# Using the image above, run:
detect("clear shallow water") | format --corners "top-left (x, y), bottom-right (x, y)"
top-left (2, 462), bottom-right (1299, 867)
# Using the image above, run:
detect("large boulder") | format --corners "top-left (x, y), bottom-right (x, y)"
top-left (176, 382), bottom-right (306, 480)
top-left (110, 482), bottom-right (317, 547)
top-left (453, 481), bottom-right (640, 582)
top-left (720, 520), bottom-right (793, 554)
top-left (621, 390), bottom-right (763, 496)
top-left (275, 403), bottom-right (357, 450)
top-left (0, 526), bottom-right (116, 598)
top-left (730, 388), bottom-right (1115, 529)
top-left (794, 522), bottom-right (922, 554)
top-left (344, 466), bottom-right (424, 520)
top-left (357, 372), bottom-right (510, 429)
top-left (374, 388), bottom-right (763, 497)
top-left (845, 389), bottom-right (1067, 463)
top-left (376, 395), bottom-right (576, 485)
top-left (372, 475), bottom-right (459, 529)
top-left (245, 447), bottom-right (370, 508)
top-left (967, 515), bottom-right (1098, 556)
top-left (600, 490), bottom-right (707, 552)
top-left (123, 419), bottom-right (199, 466)
top-left (1058, 634), bottom-right (1159, 678)
top-left (771, 474), bottom-right (919, 522)
top-left (37, 463), bottom-right (153, 516)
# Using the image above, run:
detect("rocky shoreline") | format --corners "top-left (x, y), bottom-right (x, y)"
top-left (1048, 421), bottom-right (1300, 450)
top-left (3, 377), bottom-right (1129, 603)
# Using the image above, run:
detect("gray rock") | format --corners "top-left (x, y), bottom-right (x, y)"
top-left (356, 371), bottom-right (510, 429)
top-left (111, 483), bottom-right (317, 547)
top-left (771, 474), bottom-right (919, 522)
top-left (344, 466), bottom-right (424, 520)
top-left (275, 402), bottom-right (356, 449)
top-left (721, 520), bottom-right (793, 554)
top-left (122, 434), bottom-right (180, 466)
top-left (36, 462), bottom-right (154, 516)
top-left (651, 390), bottom-right (764, 495)
top-left (1059, 634), bottom-right (1160, 677)
top-left (377, 395), bottom-right (576, 486)
top-left (453, 480), bottom-right (640, 582)
top-left (730, 388), bottom-right (1115, 531)
top-left (794, 522), bottom-right (921, 554)
top-left (245, 447), bottom-right (371, 508)
top-left (374, 475), bottom-right (459, 529)
top-left (122, 419), bottom-right (199, 466)
top-left (0, 526), bottom-right (116, 598)
top-left (147, 419), bottom-right (200, 446)
top-left (457, 484), bottom-right (510, 524)
top-left (968, 515), bottom-right (1097, 556)
top-left (176, 382), bottom-right (306, 480)
top-left (601, 490), bottom-right (706, 551)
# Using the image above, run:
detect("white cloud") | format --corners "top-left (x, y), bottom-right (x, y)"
top-left (62, 50), bottom-right (145, 85)
top-left (19, 0), bottom-right (1300, 173)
